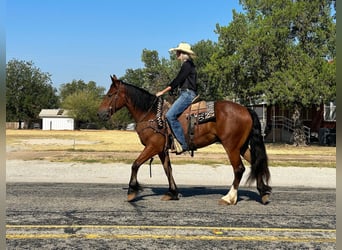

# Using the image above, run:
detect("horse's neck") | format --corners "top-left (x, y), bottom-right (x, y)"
top-left (126, 105), bottom-right (148, 122)
top-left (125, 99), bottom-right (156, 123)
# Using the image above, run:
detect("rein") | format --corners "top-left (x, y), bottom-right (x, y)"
top-left (135, 97), bottom-right (166, 135)
top-left (111, 80), bottom-right (161, 126)
top-left (109, 80), bottom-right (169, 165)
top-left (136, 96), bottom-right (159, 124)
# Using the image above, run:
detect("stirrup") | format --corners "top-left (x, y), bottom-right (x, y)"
top-left (173, 138), bottom-right (183, 154)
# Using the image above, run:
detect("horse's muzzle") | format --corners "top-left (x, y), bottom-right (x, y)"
top-left (97, 110), bottom-right (111, 121)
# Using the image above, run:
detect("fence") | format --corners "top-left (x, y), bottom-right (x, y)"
top-left (6, 122), bottom-right (26, 129)
top-left (270, 116), bottom-right (310, 143)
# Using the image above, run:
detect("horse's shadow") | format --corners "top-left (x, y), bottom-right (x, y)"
top-left (124, 186), bottom-right (263, 204)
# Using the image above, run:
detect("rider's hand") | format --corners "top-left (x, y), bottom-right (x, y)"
top-left (156, 86), bottom-right (171, 97)
top-left (156, 91), bottom-right (164, 97)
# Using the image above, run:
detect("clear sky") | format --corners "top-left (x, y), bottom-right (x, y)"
top-left (6, 0), bottom-right (243, 90)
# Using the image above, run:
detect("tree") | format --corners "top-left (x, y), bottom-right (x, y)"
top-left (6, 59), bottom-right (59, 127)
top-left (59, 79), bottom-right (105, 102)
top-left (121, 68), bottom-right (145, 87)
top-left (111, 50), bottom-right (177, 129)
top-left (211, 0), bottom-right (335, 145)
top-left (123, 49), bottom-right (179, 102)
top-left (212, 0), bottom-right (335, 107)
top-left (62, 90), bottom-right (101, 127)
top-left (192, 40), bottom-right (219, 100)
top-left (260, 0), bottom-right (336, 106)
top-left (140, 49), bottom-right (176, 94)
top-left (60, 80), bottom-right (105, 128)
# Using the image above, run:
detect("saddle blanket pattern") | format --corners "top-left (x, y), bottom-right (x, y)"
top-left (190, 101), bottom-right (215, 124)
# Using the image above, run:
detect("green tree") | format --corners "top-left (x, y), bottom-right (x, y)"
top-left (60, 80), bottom-right (105, 128)
top-left (205, 9), bottom-right (251, 101)
top-left (211, 0), bottom-right (335, 145)
top-left (59, 79), bottom-right (105, 102)
top-left (62, 90), bottom-right (101, 127)
top-left (140, 49), bottom-right (175, 94)
top-left (6, 59), bottom-right (59, 127)
top-left (192, 40), bottom-right (218, 100)
top-left (121, 68), bottom-right (145, 87)
top-left (212, 0), bottom-right (336, 106)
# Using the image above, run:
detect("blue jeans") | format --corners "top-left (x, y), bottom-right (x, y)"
top-left (166, 89), bottom-right (196, 150)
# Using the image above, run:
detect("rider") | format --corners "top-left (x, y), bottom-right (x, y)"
top-left (156, 42), bottom-right (197, 154)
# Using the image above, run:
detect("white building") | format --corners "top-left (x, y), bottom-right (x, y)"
top-left (39, 109), bottom-right (74, 130)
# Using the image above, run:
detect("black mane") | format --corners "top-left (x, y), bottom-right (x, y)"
top-left (121, 81), bottom-right (158, 113)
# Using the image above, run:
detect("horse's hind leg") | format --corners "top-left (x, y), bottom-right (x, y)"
top-left (158, 151), bottom-right (179, 201)
top-left (241, 148), bottom-right (271, 204)
top-left (219, 148), bottom-right (245, 205)
top-left (241, 148), bottom-right (251, 163)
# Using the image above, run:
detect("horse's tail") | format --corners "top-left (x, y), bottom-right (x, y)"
top-left (245, 108), bottom-right (271, 188)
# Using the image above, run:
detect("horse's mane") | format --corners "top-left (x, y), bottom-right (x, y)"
top-left (121, 81), bottom-right (158, 114)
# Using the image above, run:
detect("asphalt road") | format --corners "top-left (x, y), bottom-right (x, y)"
top-left (6, 183), bottom-right (336, 249)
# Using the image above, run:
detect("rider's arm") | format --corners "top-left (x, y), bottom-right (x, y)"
top-left (156, 86), bottom-right (171, 97)
top-left (156, 61), bottom-right (192, 97)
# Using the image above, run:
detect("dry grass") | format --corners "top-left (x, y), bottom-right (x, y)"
top-left (6, 129), bottom-right (144, 152)
top-left (6, 129), bottom-right (336, 167)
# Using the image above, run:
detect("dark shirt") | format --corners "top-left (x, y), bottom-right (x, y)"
top-left (168, 60), bottom-right (197, 93)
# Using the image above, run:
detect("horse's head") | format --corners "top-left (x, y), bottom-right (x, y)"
top-left (97, 75), bottom-right (126, 121)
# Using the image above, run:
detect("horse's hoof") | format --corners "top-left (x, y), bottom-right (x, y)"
top-left (218, 199), bottom-right (236, 205)
top-left (127, 192), bottom-right (137, 202)
top-left (261, 194), bottom-right (270, 205)
top-left (161, 192), bottom-right (179, 201)
top-left (161, 195), bottom-right (173, 201)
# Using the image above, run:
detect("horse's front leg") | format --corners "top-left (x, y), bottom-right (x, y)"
top-left (127, 146), bottom-right (158, 202)
top-left (158, 150), bottom-right (179, 201)
top-left (127, 160), bottom-right (143, 202)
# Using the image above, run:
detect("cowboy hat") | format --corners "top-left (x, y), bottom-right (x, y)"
top-left (169, 42), bottom-right (195, 55)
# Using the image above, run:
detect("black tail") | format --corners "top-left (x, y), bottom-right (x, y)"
top-left (246, 109), bottom-right (271, 190)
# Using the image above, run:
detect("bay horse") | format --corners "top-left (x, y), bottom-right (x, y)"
top-left (97, 75), bottom-right (272, 205)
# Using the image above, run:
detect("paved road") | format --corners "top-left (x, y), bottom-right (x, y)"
top-left (6, 183), bottom-right (336, 249)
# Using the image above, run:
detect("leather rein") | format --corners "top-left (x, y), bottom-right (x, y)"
top-left (110, 81), bottom-right (167, 136)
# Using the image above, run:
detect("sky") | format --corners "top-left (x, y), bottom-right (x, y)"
top-left (6, 0), bottom-right (243, 90)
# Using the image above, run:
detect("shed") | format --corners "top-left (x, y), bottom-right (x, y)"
top-left (39, 109), bottom-right (74, 130)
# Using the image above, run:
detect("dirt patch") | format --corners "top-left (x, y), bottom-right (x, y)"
top-left (21, 138), bottom-right (100, 145)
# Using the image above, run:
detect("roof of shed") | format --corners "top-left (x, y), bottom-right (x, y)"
top-left (39, 109), bottom-right (72, 118)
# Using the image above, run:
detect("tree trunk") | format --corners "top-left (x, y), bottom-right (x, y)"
top-left (291, 105), bottom-right (307, 146)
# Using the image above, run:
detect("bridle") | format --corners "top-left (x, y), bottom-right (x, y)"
top-left (108, 80), bottom-right (160, 125)
top-left (108, 81), bottom-right (122, 115)
top-left (107, 80), bottom-right (168, 156)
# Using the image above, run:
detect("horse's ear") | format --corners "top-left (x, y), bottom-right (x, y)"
top-left (110, 75), bottom-right (117, 82)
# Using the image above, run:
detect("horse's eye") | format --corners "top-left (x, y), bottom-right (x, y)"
top-left (107, 93), bottom-right (113, 97)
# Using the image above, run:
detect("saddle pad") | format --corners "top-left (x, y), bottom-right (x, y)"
top-left (190, 100), bottom-right (207, 110)
top-left (190, 101), bottom-right (215, 124)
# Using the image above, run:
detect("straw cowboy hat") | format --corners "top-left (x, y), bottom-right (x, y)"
top-left (169, 42), bottom-right (195, 55)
